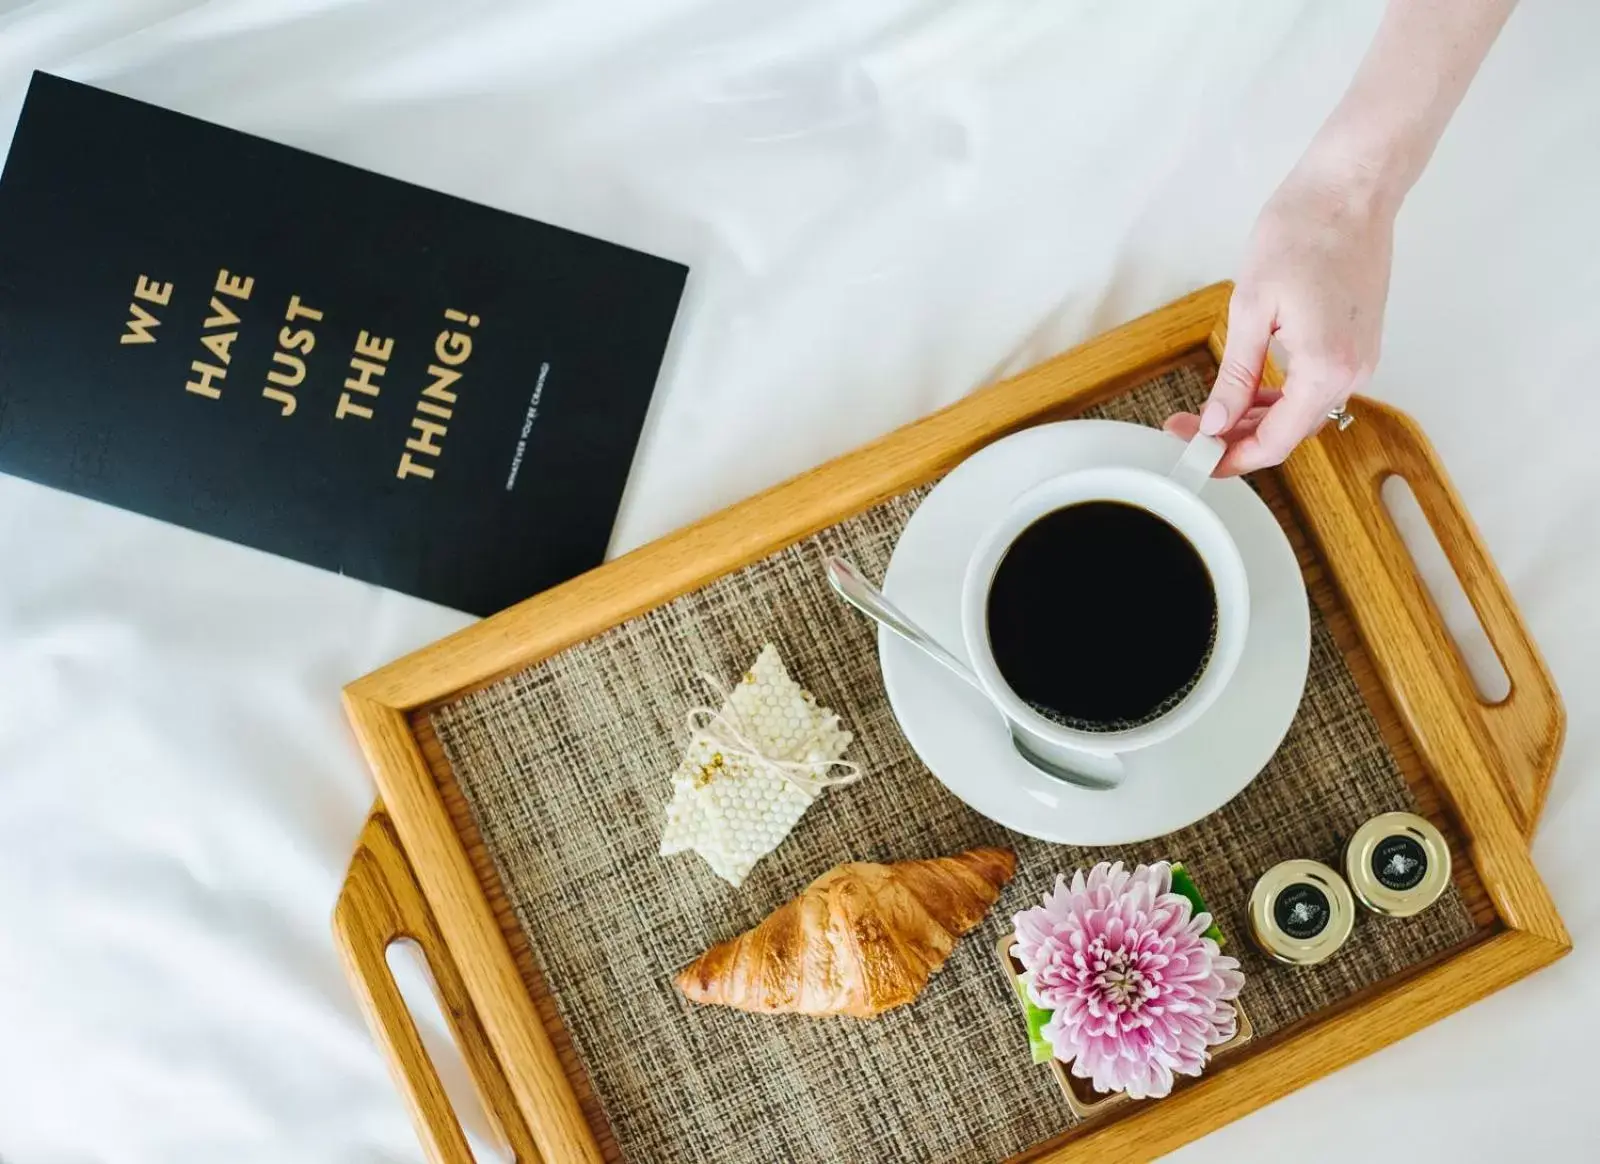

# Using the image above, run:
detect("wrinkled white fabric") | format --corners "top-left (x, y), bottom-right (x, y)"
top-left (0, 2), bottom-right (1596, 1162)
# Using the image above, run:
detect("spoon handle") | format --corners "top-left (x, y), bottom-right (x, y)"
top-left (824, 557), bottom-right (985, 693)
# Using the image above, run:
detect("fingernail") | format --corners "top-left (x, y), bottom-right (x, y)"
top-left (1198, 400), bottom-right (1228, 436)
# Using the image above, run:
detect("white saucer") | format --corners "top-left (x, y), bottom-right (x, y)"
top-left (880, 421), bottom-right (1310, 845)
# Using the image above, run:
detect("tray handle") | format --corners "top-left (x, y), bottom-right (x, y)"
top-left (334, 809), bottom-right (539, 1163)
top-left (1318, 397), bottom-right (1564, 837)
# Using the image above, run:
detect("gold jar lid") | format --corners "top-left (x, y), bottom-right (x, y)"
top-left (1248, 859), bottom-right (1354, 965)
top-left (1345, 811), bottom-right (1451, 917)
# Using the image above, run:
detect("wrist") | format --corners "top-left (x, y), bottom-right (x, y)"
top-left (1289, 125), bottom-right (1414, 223)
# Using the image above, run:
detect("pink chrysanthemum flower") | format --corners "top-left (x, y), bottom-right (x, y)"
top-left (1013, 861), bottom-right (1244, 1099)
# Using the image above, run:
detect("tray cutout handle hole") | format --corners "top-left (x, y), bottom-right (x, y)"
top-left (1380, 475), bottom-right (1511, 704)
top-left (386, 938), bottom-right (514, 1164)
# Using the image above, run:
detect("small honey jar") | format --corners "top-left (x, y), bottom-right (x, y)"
top-left (1248, 859), bottom-right (1354, 965)
top-left (1345, 811), bottom-right (1451, 917)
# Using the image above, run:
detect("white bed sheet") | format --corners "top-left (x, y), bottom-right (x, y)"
top-left (1, 2), bottom-right (1596, 1161)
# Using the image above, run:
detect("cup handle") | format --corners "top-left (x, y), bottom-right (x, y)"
top-left (1170, 433), bottom-right (1225, 494)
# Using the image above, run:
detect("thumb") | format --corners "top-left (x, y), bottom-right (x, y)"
top-left (1201, 293), bottom-right (1273, 436)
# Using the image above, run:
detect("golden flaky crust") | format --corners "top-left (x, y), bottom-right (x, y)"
top-left (674, 847), bottom-right (1016, 1018)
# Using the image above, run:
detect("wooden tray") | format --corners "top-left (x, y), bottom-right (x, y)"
top-left (333, 283), bottom-right (1567, 1163)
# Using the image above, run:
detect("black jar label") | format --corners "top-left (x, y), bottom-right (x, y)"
top-left (1371, 835), bottom-right (1428, 892)
top-left (1273, 883), bottom-right (1331, 940)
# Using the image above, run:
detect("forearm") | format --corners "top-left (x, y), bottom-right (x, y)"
top-left (1297, 0), bottom-right (1518, 214)
top-left (1186, 0), bottom-right (1517, 469)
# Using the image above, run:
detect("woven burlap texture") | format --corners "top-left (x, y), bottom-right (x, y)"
top-left (433, 363), bottom-right (1476, 1164)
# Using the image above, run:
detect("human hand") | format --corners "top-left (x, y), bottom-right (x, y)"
top-left (1166, 164), bottom-right (1397, 475)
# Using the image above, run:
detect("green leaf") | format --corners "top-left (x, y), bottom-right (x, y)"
top-left (1170, 862), bottom-right (1226, 947)
top-left (1012, 974), bottom-right (1055, 1064)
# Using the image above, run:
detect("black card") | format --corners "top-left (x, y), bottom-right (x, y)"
top-left (0, 73), bottom-right (687, 616)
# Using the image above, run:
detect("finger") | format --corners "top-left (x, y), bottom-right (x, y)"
top-left (1219, 374), bottom-right (1341, 475)
top-left (1166, 402), bottom-right (1273, 444)
top-left (1197, 422), bottom-right (1276, 479)
top-left (1199, 292), bottom-right (1274, 436)
top-left (1165, 393), bottom-right (1277, 444)
top-left (1218, 406), bottom-right (1271, 441)
top-left (1163, 412), bottom-right (1200, 440)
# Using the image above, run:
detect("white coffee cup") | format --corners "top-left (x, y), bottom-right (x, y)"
top-left (959, 434), bottom-right (1249, 787)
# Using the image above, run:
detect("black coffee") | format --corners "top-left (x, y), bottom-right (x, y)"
top-left (985, 501), bottom-right (1216, 731)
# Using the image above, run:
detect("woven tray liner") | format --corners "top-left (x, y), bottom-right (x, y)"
top-left (433, 363), bottom-right (1475, 1164)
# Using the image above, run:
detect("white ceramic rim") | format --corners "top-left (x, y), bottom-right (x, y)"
top-left (880, 418), bottom-right (1310, 844)
top-left (960, 465), bottom-right (1250, 754)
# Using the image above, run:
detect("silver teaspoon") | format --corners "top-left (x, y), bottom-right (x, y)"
top-left (824, 556), bottom-right (1117, 791)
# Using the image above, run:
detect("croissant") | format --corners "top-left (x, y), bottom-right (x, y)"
top-left (675, 847), bottom-right (1016, 1018)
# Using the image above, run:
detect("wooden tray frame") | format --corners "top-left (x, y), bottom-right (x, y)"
top-left (334, 283), bottom-right (1568, 1164)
